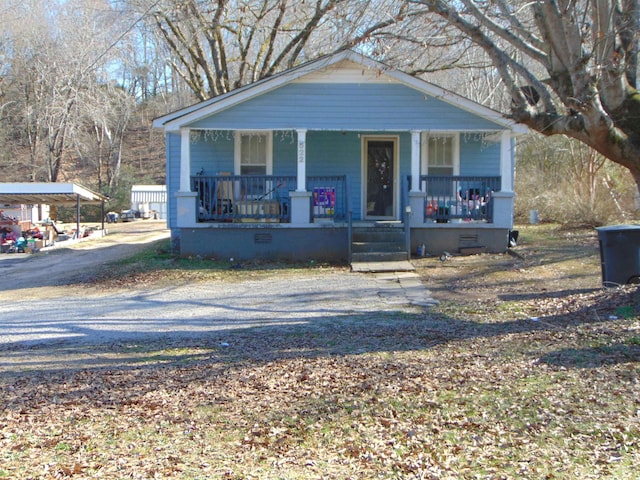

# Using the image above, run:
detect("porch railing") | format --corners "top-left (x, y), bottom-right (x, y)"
top-left (307, 175), bottom-right (348, 222)
top-left (192, 175), bottom-right (296, 222)
top-left (191, 174), bottom-right (348, 223)
top-left (418, 175), bottom-right (502, 223)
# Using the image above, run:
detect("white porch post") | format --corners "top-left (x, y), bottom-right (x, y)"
top-left (296, 129), bottom-right (307, 192)
top-left (410, 130), bottom-right (421, 192)
top-left (176, 127), bottom-right (198, 227)
top-left (180, 128), bottom-right (192, 192)
top-left (500, 130), bottom-right (513, 192)
top-left (409, 130), bottom-right (426, 226)
top-left (492, 130), bottom-right (515, 228)
top-left (290, 129), bottom-right (312, 224)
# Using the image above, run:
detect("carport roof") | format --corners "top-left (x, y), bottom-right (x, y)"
top-left (0, 183), bottom-right (107, 205)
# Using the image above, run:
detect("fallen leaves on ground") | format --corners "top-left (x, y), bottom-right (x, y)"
top-left (1, 224), bottom-right (639, 479)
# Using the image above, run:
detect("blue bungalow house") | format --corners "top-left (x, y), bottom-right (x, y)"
top-left (153, 50), bottom-right (527, 263)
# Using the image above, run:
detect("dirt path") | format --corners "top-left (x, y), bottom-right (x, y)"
top-left (0, 220), bottom-right (169, 294)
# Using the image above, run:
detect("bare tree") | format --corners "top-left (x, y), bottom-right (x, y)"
top-left (400, 0), bottom-right (640, 193)
top-left (144, 0), bottom-right (640, 196)
top-left (125, 0), bottom-right (413, 100)
top-left (75, 83), bottom-right (135, 191)
top-left (2, 0), bottom-right (132, 183)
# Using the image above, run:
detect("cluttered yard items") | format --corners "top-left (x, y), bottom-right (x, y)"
top-left (1, 209), bottom-right (106, 254)
top-left (1, 210), bottom-right (60, 253)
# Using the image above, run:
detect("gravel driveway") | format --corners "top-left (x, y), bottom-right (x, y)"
top-left (0, 221), bottom-right (429, 353)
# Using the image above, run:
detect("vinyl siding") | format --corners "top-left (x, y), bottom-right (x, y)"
top-left (459, 135), bottom-right (501, 176)
top-left (272, 132), bottom-right (297, 175)
top-left (306, 131), bottom-right (362, 218)
top-left (191, 132), bottom-right (235, 175)
top-left (189, 83), bottom-right (504, 131)
top-left (305, 131), bottom-right (415, 219)
top-left (188, 131), bottom-right (297, 176)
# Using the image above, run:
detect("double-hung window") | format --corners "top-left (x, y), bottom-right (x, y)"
top-left (235, 131), bottom-right (273, 198)
top-left (422, 133), bottom-right (459, 196)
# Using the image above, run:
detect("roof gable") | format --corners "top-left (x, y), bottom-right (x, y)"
top-left (153, 50), bottom-right (527, 134)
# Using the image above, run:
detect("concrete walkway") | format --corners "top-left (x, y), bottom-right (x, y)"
top-left (351, 260), bottom-right (438, 308)
top-left (373, 271), bottom-right (439, 308)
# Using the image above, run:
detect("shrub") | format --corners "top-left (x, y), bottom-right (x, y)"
top-left (515, 135), bottom-right (638, 226)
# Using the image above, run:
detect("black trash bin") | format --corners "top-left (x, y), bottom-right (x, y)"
top-left (596, 225), bottom-right (640, 287)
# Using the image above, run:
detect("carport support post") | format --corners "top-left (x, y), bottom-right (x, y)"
top-left (76, 194), bottom-right (81, 240)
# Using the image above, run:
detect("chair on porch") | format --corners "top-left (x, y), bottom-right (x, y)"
top-left (217, 172), bottom-right (234, 215)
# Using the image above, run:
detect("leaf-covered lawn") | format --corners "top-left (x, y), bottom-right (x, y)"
top-left (1, 225), bottom-right (639, 479)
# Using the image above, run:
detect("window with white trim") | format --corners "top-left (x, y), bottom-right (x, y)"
top-left (421, 133), bottom-right (460, 197)
top-left (235, 131), bottom-right (273, 198)
top-left (236, 132), bottom-right (272, 175)
top-left (422, 133), bottom-right (459, 176)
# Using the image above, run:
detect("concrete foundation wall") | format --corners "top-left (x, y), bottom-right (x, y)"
top-left (174, 224), bottom-right (510, 262)
top-left (411, 226), bottom-right (510, 256)
top-left (179, 226), bottom-right (348, 262)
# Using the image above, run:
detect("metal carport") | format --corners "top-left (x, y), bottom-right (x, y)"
top-left (0, 183), bottom-right (108, 236)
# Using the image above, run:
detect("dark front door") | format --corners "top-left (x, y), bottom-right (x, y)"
top-left (365, 138), bottom-right (396, 219)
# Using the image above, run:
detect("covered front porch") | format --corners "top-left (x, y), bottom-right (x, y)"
top-left (188, 172), bottom-right (506, 226)
top-left (174, 128), bottom-right (515, 229)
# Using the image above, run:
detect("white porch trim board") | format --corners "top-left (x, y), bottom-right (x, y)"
top-left (290, 129), bottom-right (312, 224)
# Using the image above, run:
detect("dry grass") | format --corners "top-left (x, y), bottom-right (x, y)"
top-left (1, 224), bottom-right (639, 479)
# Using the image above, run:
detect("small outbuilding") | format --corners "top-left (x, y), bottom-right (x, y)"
top-left (130, 185), bottom-right (167, 220)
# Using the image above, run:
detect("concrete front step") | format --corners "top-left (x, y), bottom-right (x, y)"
top-left (351, 261), bottom-right (415, 273)
top-left (351, 251), bottom-right (409, 262)
top-left (352, 241), bottom-right (407, 253)
top-left (352, 230), bottom-right (405, 243)
top-left (351, 225), bottom-right (408, 264)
